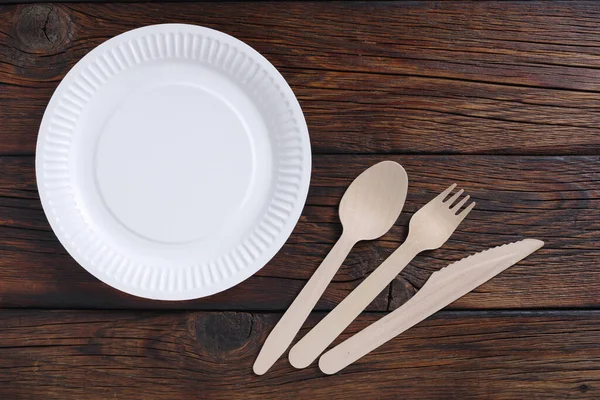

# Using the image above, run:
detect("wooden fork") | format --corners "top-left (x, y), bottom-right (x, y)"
top-left (288, 184), bottom-right (475, 369)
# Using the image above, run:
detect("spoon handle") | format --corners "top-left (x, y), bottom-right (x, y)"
top-left (288, 240), bottom-right (420, 369)
top-left (253, 233), bottom-right (355, 375)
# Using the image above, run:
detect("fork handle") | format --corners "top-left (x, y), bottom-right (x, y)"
top-left (253, 233), bottom-right (355, 375)
top-left (288, 239), bottom-right (421, 369)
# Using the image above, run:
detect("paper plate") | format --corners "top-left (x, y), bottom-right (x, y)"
top-left (36, 24), bottom-right (311, 300)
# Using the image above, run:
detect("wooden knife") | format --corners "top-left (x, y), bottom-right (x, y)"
top-left (319, 239), bottom-right (544, 375)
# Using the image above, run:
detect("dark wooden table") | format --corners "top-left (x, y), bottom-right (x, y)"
top-left (2, 1), bottom-right (600, 398)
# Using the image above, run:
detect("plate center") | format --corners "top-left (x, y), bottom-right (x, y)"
top-left (95, 84), bottom-right (255, 244)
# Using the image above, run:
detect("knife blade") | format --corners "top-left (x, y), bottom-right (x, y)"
top-left (319, 239), bottom-right (544, 375)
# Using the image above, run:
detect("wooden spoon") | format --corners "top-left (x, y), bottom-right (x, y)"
top-left (253, 161), bottom-right (408, 375)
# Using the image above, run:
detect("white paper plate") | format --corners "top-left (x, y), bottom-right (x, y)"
top-left (36, 24), bottom-right (311, 300)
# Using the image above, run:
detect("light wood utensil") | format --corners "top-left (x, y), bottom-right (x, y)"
top-left (319, 239), bottom-right (544, 374)
top-left (289, 183), bottom-right (475, 369)
top-left (252, 161), bottom-right (408, 375)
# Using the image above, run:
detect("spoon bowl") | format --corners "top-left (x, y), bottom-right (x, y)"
top-left (339, 160), bottom-right (408, 241)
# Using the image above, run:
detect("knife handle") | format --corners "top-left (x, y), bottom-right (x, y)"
top-left (318, 293), bottom-right (428, 374)
top-left (253, 233), bottom-right (355, 375)
top-left (318, 272), bottom-right (467, 375)
top-left (288, 240), bottom-right (420, 369)
top-left (317, 265), bottom-right (497, 375)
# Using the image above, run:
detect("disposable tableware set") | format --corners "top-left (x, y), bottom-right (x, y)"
top-left (254, 161), bottom-right (543, 375)
top-left (33, 23), bottom-right (544, 377)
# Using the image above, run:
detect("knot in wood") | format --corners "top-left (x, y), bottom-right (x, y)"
top-left (194, 313), bottom-right (254, 360)
top-left (388, 277), bottom-right (418, 311)
top-left (15, 5), bottom-right (70, 53)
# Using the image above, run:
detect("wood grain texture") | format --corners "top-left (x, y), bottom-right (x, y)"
top-left (1, 1), bottom-right (599, 397)
top-left (3, 2), bottom-right (600, 154)
top-left (1, 154), bottom-right (598, 310)
top-left (0, 309), bottom-right (599, 399)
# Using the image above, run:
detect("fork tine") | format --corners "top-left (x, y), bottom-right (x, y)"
top-left (456, 201), bottom-right (476, 221)
top-left (434, 183), bottom-right (457, 202)
top-left (450, 194), bottom-right (470, 213)
top-left (445, 189), bottom-right (464, 206)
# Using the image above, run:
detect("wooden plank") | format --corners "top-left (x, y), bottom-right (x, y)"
top-left (1, 154), bottom-right (598, 310)
top-left (0, 309), bottom-right (599, 399)
top-left (3, 2), bottom-right (600, 155)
